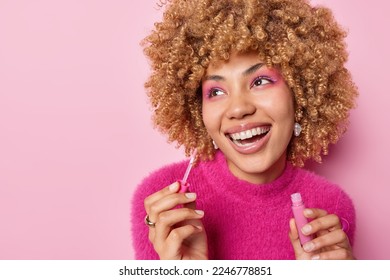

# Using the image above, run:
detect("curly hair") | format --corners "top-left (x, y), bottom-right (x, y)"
top-left (142, 0), bottom-right (358, 167)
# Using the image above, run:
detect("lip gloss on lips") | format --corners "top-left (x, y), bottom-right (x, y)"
top-left (178, 149), bottom-right (197, 193)
top-left (291, 192), bottom-right (313, 245)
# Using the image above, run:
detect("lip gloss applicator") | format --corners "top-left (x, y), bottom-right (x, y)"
top-left (291, 192), bottom-right (313, 245)
top-left (179, 149), bottom-right (197, 193)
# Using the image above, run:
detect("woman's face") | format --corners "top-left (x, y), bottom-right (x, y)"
top-left (201, 52), bottom-right (295, 184)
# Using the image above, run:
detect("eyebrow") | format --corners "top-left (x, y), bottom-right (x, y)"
top-left (243, 63), bottom-right (264, 76)
top-left (203, 62), bottom-right (265, 81)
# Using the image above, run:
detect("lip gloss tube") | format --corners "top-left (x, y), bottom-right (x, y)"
top-left (291, 192), bottom-right (313, 245)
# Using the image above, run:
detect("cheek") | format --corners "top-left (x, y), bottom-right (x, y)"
top-left (201, 102), bottom-right (221, 133)
top-left (201, 102), bottom-right (213, 131)
top-left (263, 88), bottom-right (294, 119)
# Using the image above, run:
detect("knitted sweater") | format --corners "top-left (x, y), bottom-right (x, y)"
top-left (131, 151), bottom-right (355, 260)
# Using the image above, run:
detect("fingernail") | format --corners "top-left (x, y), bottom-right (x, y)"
top-left (169, 182), bottom-right (179, 191)
top-left (304, 209), bottom-right (313, 216)
top-left (195, 210), bottom-right (204, 216)
top-left (303, 242), bottom-right (315, 252)
top-left (185, 193), bottom-right (196, 199)
top-left (311, 254), bottom-right (320, 260)
top-left (301, 224), bottom-right (312, 235)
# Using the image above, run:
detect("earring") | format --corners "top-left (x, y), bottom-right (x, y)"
top-left (212, 140), bottom-right (219, 150)
top-left (294, 123), bottom-right (302, 137)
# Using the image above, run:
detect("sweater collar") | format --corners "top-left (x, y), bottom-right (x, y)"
top-left (201, 151), bottom-right (295, 197)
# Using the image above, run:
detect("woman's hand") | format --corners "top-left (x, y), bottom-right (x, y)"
top-left (144, 181), bottom-right (208, 260)
top-left (289, 208), bottom-right (354, 260)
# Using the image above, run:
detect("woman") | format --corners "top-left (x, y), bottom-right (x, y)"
top-left (131, 0), bottom-right (358, 260)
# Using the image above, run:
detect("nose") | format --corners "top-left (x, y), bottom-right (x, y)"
top-left (225, 93), bottom-right (256, 120)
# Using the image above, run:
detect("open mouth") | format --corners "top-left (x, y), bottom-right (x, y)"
top-left (226, 126), bottom-right (271, 147)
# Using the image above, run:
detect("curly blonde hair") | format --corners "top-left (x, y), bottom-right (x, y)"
top-left (142, 0), bottom-right (358, 167)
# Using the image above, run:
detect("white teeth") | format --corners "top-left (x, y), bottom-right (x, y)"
top-left (229, 127), bottom-right (270, 141)
top-left (251, 128), bottom-right (257, 135)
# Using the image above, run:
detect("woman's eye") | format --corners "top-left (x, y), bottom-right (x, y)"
top-left (251, 77), bottom-right (272, 87)
top-left (209, 88), bottom-right (225, 97)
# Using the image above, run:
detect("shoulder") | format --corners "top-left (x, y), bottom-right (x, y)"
top-left (292, 167), bottom-right (335, 189)
top-left (291, 166), bottom-right (355, 212)
top-left (291, 166), bottom-right (356, 243)
top-left (293, 167), bottom-right (345, 194)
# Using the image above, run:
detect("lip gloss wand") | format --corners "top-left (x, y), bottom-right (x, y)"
top-left (178, 149), bottom-right (197, 193)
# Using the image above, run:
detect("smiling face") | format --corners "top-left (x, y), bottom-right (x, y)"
top-left (201, 52), bottom-right (295, 184)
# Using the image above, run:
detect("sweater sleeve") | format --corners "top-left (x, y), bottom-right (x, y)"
top-left (333, 188), bottom-right (356, 246)
top-left (130, 163), bottom-right (182, 259)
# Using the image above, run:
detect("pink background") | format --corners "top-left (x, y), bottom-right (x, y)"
top-left (0, 0), bottom-right (389, 259)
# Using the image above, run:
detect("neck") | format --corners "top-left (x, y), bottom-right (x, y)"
top-left (227, 154), bottom-right (287, 184)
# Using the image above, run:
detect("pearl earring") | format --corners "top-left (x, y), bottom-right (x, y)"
top-left (294, 123), bottom-right (302, 137)
top-left (212, 140), bottom-right (219, 150)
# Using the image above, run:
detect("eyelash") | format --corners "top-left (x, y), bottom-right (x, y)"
top-left (207, 88), bottom-right (225, 98)
top-left (250, 76), bottom-right (275, 88)
top-left (205, 76), bottom-right (275, 99)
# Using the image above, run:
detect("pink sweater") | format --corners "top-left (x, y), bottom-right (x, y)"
top-left (131, 151), bottom-right (355, 259)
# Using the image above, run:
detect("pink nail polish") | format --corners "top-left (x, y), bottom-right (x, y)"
top-left (169, 182), bottom-right (179, 191)
top-left (311, 254), bottom-right (320, 260)
top-left (303, 242), bottom-right (314, 252)
top-left (291, 192), bottom-right (313, 246)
